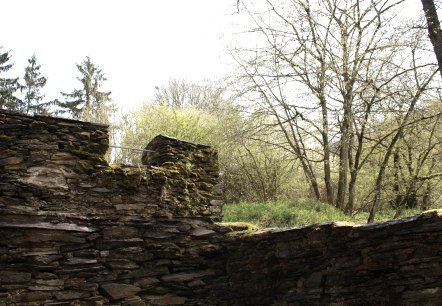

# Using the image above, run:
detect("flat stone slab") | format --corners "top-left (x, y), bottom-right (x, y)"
top-left (100, 283), bottom-right (141, 300)
top-left (190, 228), bottom-right (216, 237)
top-left (144, 294), bottom-right (187, 305)
top-left (0, 271), bottom-right (32, 283)
top-left (0, 221), bottom-right (97, 232)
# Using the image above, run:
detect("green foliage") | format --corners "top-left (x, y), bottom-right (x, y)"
top-left (223, 199), bottom-right (351, 228)
top-left (57, 56), bottom-right (113, 123)
top-left (221, 116), bottom-right (300, 203)
top-left (222, 199), bottom-right (424, 228)
top-left (382, 101), bottom-right (442, 211)
top-left (119, 101), bottom-right (241, 163)
top-left (0, 47), bottom-right (22, 110)
top-left (22, 54), bottom-right (51, 115)
top-left (118, 80), bottom-right (304, 203)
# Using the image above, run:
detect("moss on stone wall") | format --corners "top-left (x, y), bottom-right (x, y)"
top-left (143, 136), bottom-right (223, 219)
top-left (1, 110), bottom-right (442, 305)
top-left (99, 165), bottom-right (146, 190)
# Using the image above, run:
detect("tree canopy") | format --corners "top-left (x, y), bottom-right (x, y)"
top-left (0, 47), bottom-right (22, 111)
top-left (57, 56), bottom-right (113, 123)
top-left (22, 54), bottom-right (50, 115)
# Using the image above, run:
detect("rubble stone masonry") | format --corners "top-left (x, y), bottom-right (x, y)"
top-left (0, 109), bottom-right (441, 305)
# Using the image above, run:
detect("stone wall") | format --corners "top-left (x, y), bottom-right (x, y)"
top-left (226, 213), bottom-right (442, 305)
top-left (1, 109), bottom-right (441, 305)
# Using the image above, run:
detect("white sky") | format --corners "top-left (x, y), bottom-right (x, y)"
top-left (1, 0), bottom-right (425, 112)
top-left (2, 0), bottom-right (239, 110)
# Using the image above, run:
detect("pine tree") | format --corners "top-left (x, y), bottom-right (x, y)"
top-left (0, 47), bottom-right (23, 111)
top-left (57, 56), bottom-right (113, 123)
top-left (23, 54), bottom-right (50, 114)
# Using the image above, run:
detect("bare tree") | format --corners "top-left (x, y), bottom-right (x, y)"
top-left (232, 0), bottom-right (435, 213)
top-left (372, 98), bottom-right (442, 220)
top-left (153, 78), bottom-right (227, 111)
top-left (367, 67), bottom-right (438, 222)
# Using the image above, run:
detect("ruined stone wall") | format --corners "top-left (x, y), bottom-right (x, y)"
top-left (1, 110), bottom-right (441, 305)
top-left (0, 110), bottom-right (223, 219)
top-left (226, 213), bottom-right (442, 305)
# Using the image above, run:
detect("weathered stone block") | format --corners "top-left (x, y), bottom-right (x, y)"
top-left (143, 294), bottom-right (187, 305)
top-left (190, 228), bottom-right (216, 237)
top-left (0, 271), bottom-right (32, 283)
top-left (100, 283), bottom-right (141, 300)
top-left (17, 291), bottom-right (53, 302)
top-left (55, 290), bottom-right (90, 300)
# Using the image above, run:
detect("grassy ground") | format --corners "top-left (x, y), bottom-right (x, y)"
top-left (222, 199), bottom-right (423, 228)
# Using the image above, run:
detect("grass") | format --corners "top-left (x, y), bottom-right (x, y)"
top-left (351, 208), bottom-right (422, 224)
top-left (222, 198), bottom-right (423, 229)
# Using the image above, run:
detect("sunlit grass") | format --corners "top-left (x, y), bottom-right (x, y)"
top-left (222, 199), bottom-right (423, 228)
top-left (352, 208), bottom-right (423, 224)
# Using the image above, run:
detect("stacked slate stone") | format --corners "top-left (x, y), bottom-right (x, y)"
top-left (0, 110), bottom-right (224, 219)
top-left (0, 210), bottom-right (233, 305)
top-left (0, 110), bottom-right (112, 213)
top-left (1, 110), bottom-right (442, 305)
top-left (0, 110), bottom-right (232, 305)
top-left (225, 211), bottom-right (442, 305)
top-left (142, 135), bottom-right (224, 222)
top-left (0, 110), bottom-right (159, 216)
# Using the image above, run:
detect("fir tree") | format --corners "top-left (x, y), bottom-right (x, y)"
top-left (0, 47), bottom-right (23, 111)
top-left (57, 56), bottom-right (113, 123)
top-left (23, 54), bottom-right (50, 114)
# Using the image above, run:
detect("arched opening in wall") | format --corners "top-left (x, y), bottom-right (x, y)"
top-left (58, 142), bottom-right (65, 150)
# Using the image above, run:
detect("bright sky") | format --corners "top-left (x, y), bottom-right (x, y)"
top-left (1, 0), bottom-right (425, 112)
top-left (2, 0), bottom-right (239, 110)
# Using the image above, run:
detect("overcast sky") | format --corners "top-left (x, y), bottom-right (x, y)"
top-left (2, 0), bottom-right (239, 110)
top-left (1, 0), bottom-right (426, 112)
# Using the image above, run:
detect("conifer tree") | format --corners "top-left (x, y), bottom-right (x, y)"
top-left (58, 56), bottom-right (113, 123)
top-left (22, 54), bottom-right (50, 114)
top-left (0, 47), bottom-right (22, 111)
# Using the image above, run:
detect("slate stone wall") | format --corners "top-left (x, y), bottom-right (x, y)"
top-left (0, 110), bottom-right (223, 219)
top-left (0, 110), bottom-right (441, 305)
top-left (226, 213), bottom-right (442, 305)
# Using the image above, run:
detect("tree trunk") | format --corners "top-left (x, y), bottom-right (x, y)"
top-left (346, 169), bottom-right (357, 214)
top-left (336, 102), bottom-right (351, 210)
top-left (421, 0), bottom-right (442, 80)
top-left (346, 125), bottom-right (356, 214)
top-left (406, 180), bottom-right (418, 209)
top-left (368, 159), bottom-right (389, 223)
top-left (300, 157), bottom-right (321, 200)
top-left (336, 141), bottom-right (349, 210)
top-left (320, 97), bottom-right (333, 204)
top-left (422, 181), bottom-right (432, 210)
top-left (392, 147), bottom-right (402, 208)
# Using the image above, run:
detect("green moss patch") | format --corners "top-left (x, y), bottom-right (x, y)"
top-left (219, 222), bottom-right (259, 236)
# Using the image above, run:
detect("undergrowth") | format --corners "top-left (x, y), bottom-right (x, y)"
top-left (222, 199), bottom-right (423, 228)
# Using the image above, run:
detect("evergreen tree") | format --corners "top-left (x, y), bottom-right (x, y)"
top-left (22, 54), bottom-right (50, 114)
top-left (57, 56), bottom-right (113, 123)
top-left (0, 47), bottom-right (22, 111)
